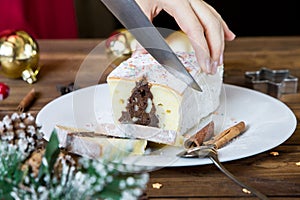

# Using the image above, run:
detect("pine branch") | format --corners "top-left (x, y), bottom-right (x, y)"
top-left (0, 113), bottom-right (149, 200)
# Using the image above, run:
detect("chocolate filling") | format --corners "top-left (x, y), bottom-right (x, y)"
top-left (119, 78), bottom-right (159, 127)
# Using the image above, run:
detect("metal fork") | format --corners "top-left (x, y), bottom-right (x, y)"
top-left (177, 145), bottom-right (269, 200)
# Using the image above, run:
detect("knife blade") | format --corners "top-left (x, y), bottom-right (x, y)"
top-left (100, 0), bottom-right (202, 92)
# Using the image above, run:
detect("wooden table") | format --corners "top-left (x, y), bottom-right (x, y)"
top-left (0, 37), bottom-right (299, 199)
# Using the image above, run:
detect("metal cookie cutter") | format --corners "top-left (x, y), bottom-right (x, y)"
top-left (245, 68), bottom-right (298, 98)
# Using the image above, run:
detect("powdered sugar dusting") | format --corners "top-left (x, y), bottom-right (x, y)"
top-left (108, 52), bottom-right (201, 94)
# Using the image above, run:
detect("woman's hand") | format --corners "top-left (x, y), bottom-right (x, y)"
top-left (135, 0), bottom-right (235, 74)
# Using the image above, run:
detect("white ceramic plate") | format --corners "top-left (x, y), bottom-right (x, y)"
top-left (36, 84), bottom-right (297, 167)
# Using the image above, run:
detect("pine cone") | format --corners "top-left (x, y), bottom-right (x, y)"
top-left (21, 148), bottom-right (45, 177)
top-left (0, 113), bottom-right (77, 178)
top-left (0, 112), bottom-right (45, 155)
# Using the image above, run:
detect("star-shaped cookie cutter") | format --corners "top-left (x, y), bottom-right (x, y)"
top-left (245, 68), bottom-right (298, 98)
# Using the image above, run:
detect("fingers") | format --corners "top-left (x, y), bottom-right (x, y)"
top-left (159, 0), bottom-right (213, 74)
top-left (189, 0), bottom-right (227, 73)
top-left (135, 0), bottom-right (235, 74)
top-left (202, 1), bottom-right (236, 41)
top-left (135, 0), bottom-right (162, 20)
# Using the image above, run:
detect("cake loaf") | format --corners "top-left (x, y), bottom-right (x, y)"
top-left (106, 52), bottom-right (223, 145)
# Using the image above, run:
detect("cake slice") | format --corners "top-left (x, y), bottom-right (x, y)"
top-left (55, 125), bottom-right (147, 160)
top-left (106, 51), bottom-right (223, 146)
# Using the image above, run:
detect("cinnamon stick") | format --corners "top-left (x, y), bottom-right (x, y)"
top-left (17, 88), bottom-right (36, 112)
top-left (212, 121), bottom-right (246, 149)
top-left (184, 121), bottom-right (214, 148)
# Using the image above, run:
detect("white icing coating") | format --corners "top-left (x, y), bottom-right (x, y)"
top-left (96, 123), bottom-right (178, 145)
top-left (108, 52), bottom-right (202, 95)
top-left (107, 52), bottom-right (223, 140)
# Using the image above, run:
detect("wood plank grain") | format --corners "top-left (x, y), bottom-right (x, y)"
top-left (147, 146), bottom-right (300, 198)
top-left (0, 38), bottom-right (299, 199)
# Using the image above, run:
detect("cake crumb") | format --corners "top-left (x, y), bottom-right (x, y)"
top-left (296, 162), bottom-right (300, 166)
top-left (152, 183), bottom-right (163, 189)
top-left (270, 151), bottom-right (279, 156)
top-left (242, 188), bottom-right (251, 194)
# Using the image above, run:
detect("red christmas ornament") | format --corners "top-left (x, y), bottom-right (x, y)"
top-left (0, 82), bottom-right (9, 100)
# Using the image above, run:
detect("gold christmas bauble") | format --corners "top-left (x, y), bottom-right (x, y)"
top-left (106, 28), bottom-right (137, 57)
top-left (165, 30), bottom-right (193, 52)
top-left (0, 30), bottom-right (39, 83)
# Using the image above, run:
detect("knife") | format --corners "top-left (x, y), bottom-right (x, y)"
top-left (100, 0), bottom-right (202, 92)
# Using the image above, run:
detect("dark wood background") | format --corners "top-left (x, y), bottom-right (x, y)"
top-left (75, 0), bottom-right (300, 38)
top-left (154, 0), bottom-right (300, 37)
